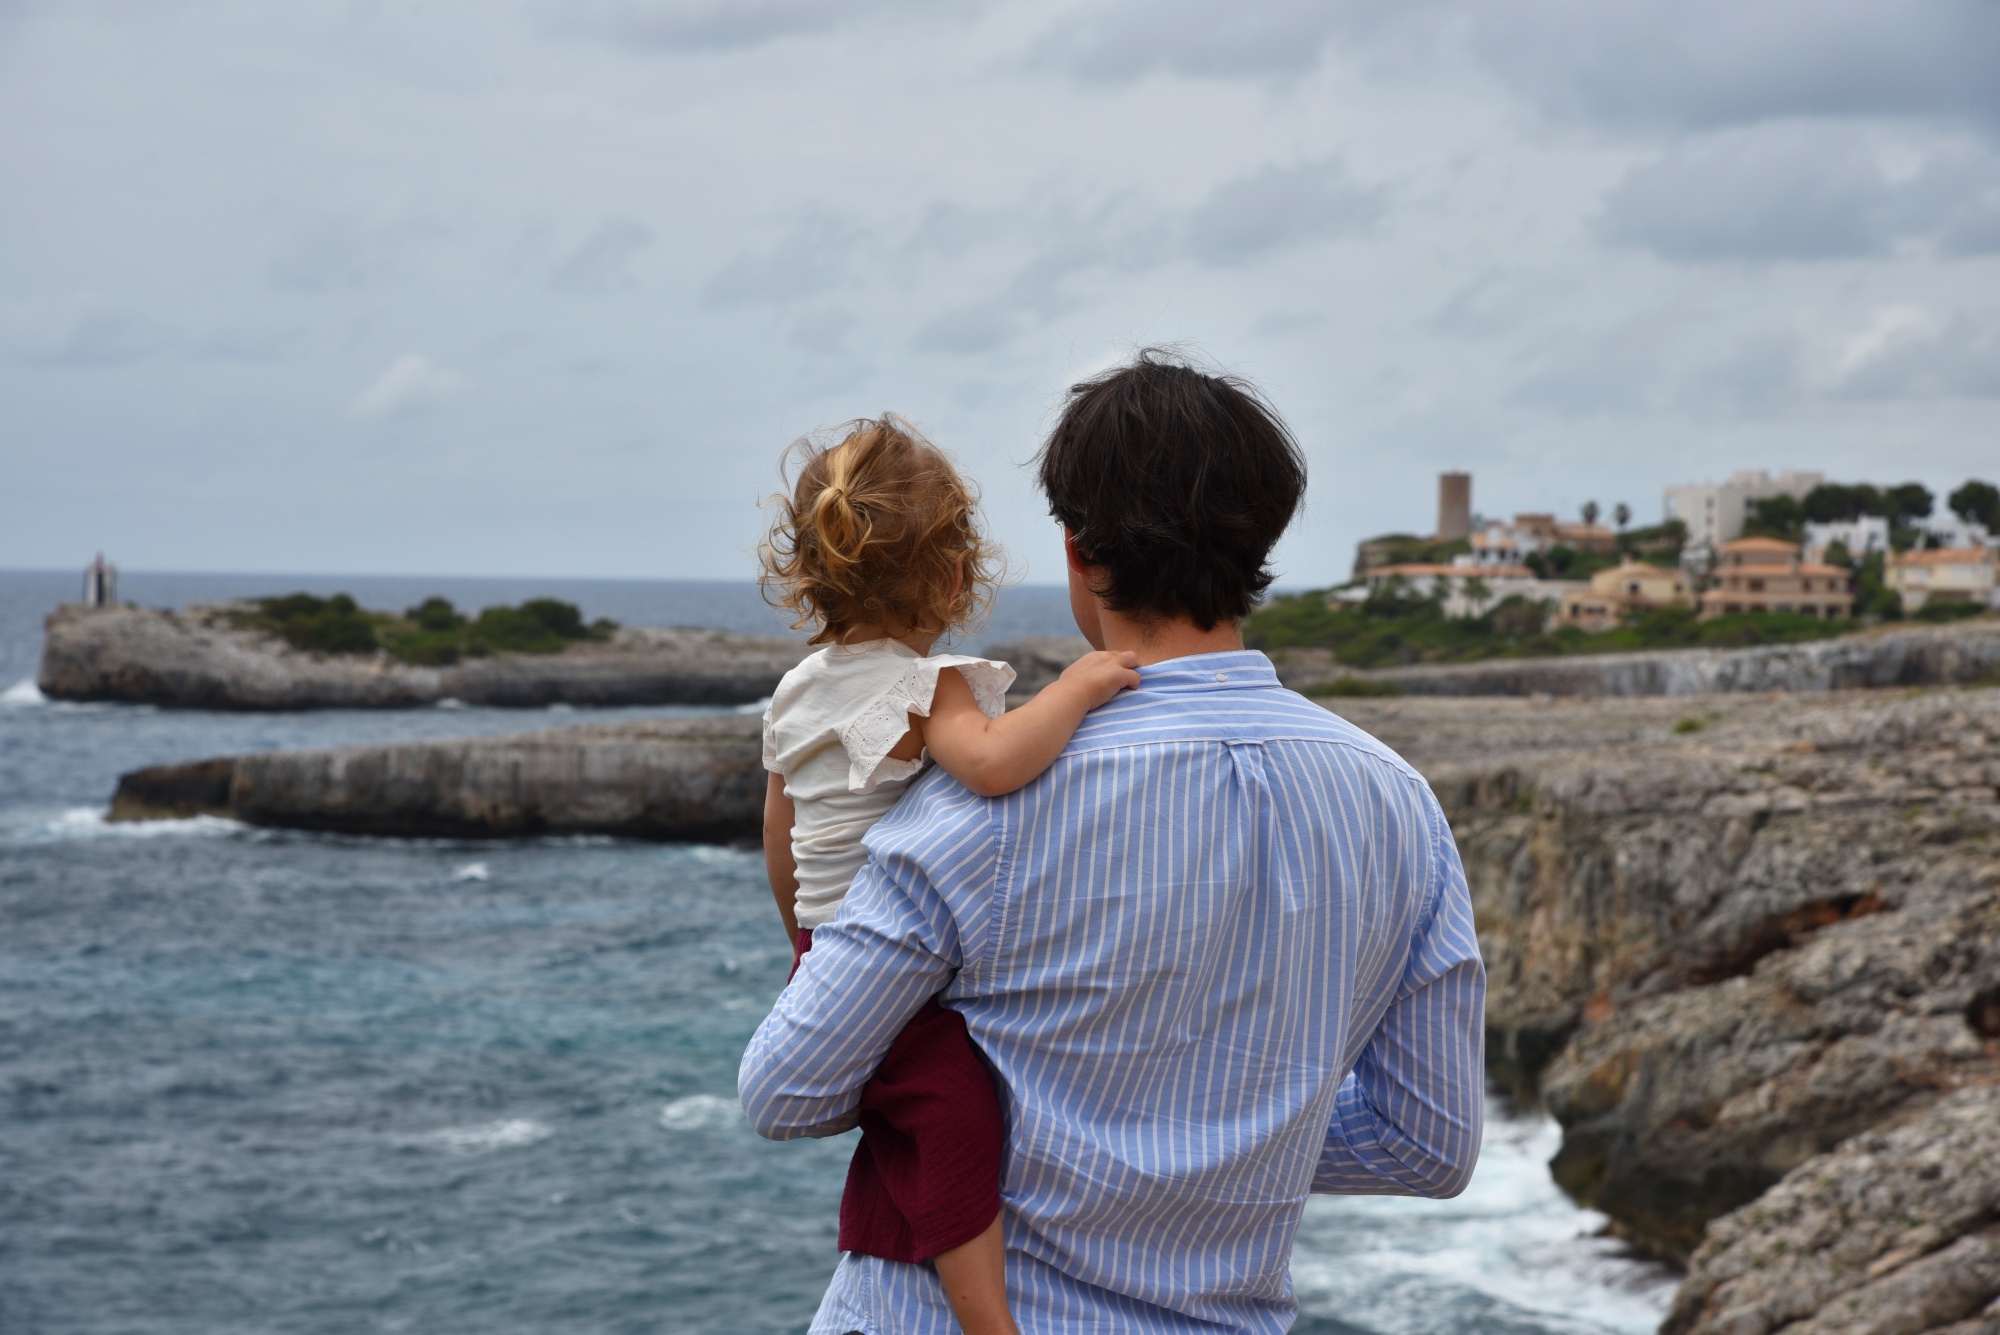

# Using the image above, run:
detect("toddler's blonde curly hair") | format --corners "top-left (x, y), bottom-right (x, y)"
top-left (759, 416), bottom-right (1001, 646)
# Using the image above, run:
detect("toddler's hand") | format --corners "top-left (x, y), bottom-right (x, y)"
top-left (1058, 650), bottom-right (1142, 708)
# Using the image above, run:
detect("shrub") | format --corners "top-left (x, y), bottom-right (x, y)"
top-left (246, 592), bottom-right (380, 656)
top-left (463, 599), bottom-right (606, 655)
top-left (235, 592), bottom-right (617, 663)
top-left (1674, 717), bottom-right (1706, 734)
top-left (405, 597), bottom-right (465, 632)
top-left (1915, 601), bottom-right (1990, 623)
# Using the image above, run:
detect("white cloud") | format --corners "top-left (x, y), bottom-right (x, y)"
top-left (351, 354), bottom-right (466, 419)
top-left (1833, 308), bottom-right (2000, 400)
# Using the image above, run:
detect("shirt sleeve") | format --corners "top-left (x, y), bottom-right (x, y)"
top-left (1313, 798), bottom-right (1486, 1198)
top-left (737, 771), bottom-right (1000, 1140)
top-left (838, 655), bottom-right (1016, 796)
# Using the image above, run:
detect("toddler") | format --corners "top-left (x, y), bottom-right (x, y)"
top-left (758, 416), bottom-right (1139, 1335)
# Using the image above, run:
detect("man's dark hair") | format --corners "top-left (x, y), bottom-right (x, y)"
top-left (1036, 349), bottom-right (1307, 630)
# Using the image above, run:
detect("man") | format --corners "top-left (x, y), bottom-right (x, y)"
top-left (740, 351), bottom-right (1486, 1334)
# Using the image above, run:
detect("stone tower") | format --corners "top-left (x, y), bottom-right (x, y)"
top-left (1437, 473), bottom-right (1472, 542)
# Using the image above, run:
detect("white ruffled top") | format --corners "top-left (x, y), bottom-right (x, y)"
top-left (762, 638), bottom-right (1014, 930)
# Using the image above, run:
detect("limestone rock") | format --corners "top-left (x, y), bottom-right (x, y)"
top-left (1663, 1083), bottom-right (2000, 1335)
top-left (111, 716), bottom-right (765, 841)
top-left (39, 603), bottom-right (808, 709)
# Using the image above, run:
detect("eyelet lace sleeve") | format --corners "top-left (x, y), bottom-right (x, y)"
top-left (837, 654), bottom-right (1016, 794)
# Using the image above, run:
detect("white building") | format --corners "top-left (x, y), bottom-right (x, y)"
top-left (1663, 470), bottom-right (1826, 554)
top-left (1802, 517), bottom-right (1890, 564)
top-left (1360, 563), bottom-right (1581, 620)
top-left (1920, 516), bottom-right (1994, 552)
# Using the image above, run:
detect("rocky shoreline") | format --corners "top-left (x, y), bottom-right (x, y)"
top-left (106, 682), bottom-right (2000, 1329)
top-left (39, 603), bottom-right (810, 709)
top-left (1336, 687), bottom-right (2000, 1331)
top-left (112, 715), bottom-right (767, 842)
top-left (1276, 618), bottom-right (2000, 698)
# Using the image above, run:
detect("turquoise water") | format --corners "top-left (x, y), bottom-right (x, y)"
top-left (0, 573), bottom-right (1674, 1333)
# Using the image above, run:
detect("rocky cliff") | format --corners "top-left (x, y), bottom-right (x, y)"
top-left (40, 603), bottom-right (808, 709)
top-left (112, 716), bottom-right (765, 841)
top-left (1278, 619), bottom-right (2000, 698)
top-left (1332, 688), bottom-right (2000, 1331)
top-left (105, 677), bottom-right (2000, 1328)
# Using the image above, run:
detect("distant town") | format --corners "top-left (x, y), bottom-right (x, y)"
top-left (1246, 469), bottom-right (2000, 666)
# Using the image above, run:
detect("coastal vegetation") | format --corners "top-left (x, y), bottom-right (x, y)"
top-left (230, 593), bottom-right (617, 665)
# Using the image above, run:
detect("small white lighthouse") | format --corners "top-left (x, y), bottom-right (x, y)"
top-left (83, 553), bottom-right (118, 607)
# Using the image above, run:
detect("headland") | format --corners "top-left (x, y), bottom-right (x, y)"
top-left (39, 601), bottom-right (809, 709)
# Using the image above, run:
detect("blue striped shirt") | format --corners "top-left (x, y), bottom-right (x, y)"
top-left (739, 651), bottom-right (1485, 1334)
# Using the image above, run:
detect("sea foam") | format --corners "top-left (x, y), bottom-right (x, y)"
top-left (431, 1118), bottom-right (553, 1153)
top-left (658, 1094), bottom-right (741, 1132)
top-left (5, 807), bottom-right (245, 845)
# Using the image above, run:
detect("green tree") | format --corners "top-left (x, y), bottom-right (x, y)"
top-left (1581, 500), bottom-right (1600, 527)
top-left (1949, 479), bottom-right (2000, 529)
top-left (1822, 539), bottom-right (1854, 569)
top-left (1744, 495), bottom-right (1805, 541)
top-left (1613, 502), bottom-right (1631, 531)
top-left (1803, 484), bottom-right (1885, 523)
top-left (1491, 596), bottom-right (1548, 639)
top-left (1885, 482), bottom-right (1934, 524)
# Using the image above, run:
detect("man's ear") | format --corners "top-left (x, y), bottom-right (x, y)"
top-left (1063, 529), bottom-right (1092, 573)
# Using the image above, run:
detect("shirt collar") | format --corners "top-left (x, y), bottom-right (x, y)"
top-left (1134, 650), bottom-right (1278, 693)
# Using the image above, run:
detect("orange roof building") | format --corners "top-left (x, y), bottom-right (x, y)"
top-left (1696, 537), bottom-right (1853, 621)
top-left (1558, 558), bottom-right (1694, 632)
top-left (1885, 547), bottom-right (1997, 614)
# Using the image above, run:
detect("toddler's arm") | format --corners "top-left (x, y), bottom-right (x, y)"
top-left (763, 773), bottom-right (801, 940)
top-left (915, 650), bottom-right (1140, 798)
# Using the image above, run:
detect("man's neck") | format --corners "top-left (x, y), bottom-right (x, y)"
top-left (1094, 610), bottom-right (1245, 667)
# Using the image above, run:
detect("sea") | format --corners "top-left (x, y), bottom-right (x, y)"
top-left (0, 569), bottom-right (1675, 1334)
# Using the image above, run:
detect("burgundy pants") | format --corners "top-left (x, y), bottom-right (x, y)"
top-left (793, 928), bottom-right (1004, 1263)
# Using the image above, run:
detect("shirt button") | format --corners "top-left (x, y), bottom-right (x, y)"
top-left (1214, 672), bottom-right (1227, 682)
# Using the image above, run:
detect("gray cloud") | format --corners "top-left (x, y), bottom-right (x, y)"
top-left (18, 310), bottom-right (175, 368)
top-left (1506, 318), bottom-right (1674, 417)
top-left (552, 0), bottom-right (979, 53)
top-left (788, 306), bottom-right (851, 354)
top-left (551, 216), bottom-right (656, 292)
top-left (1676, 333), bottom-right (1804, 417)
top-left (1466, 0), bottom-right (2000, 133)
top-left (1033, 0), bottom-right (2000, 140)
top-left (1834, 311), bottom-right (2000, 400)
top-left (909, 162), bottom-right (1379, 356)
top-left (914, 301), bottom-right (1021, 356)
top-left (268, 213), bottom-right (445, 292)
top-left (699, 212), bottom-right (870, 308)
top-left (1030, 0), bottom-right (1379, 82)
top-left (1184, 160), bottom-right (1381, 265)
top-left (1598, 124), bottom-right (2000, 262)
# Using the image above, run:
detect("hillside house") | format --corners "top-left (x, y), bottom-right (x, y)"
top-left (1696, 537), bottom-right (1853, 620)
top-left (1557, 558), bottom-right (1695, 632)
top-left (1885, 548), bottom-right (1999, 613)
top-left (1468, 512), bottom-right (1616, 564)
top-left (1360, 563), bottom-right (1575, 619)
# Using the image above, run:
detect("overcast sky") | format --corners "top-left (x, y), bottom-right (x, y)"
top-left (4, 0), bottom-right (1998, 586)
